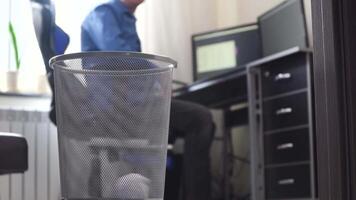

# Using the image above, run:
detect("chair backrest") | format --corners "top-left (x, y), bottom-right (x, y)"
top-left (54, 25), bottom-right (70, 55)
top-left (31, 1), bottom-right (69, 124)
top-left (31, 1), bottom-right (56, 75)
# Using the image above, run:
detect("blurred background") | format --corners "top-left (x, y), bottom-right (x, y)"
top-left (0, 0), bottom-right (313, 200)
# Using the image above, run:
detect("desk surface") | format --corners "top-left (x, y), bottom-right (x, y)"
top-left (173, 67), bottom-right (248, 109)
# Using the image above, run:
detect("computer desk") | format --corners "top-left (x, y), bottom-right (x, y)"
top-left (173, 67), bottom-right (249, 200)
top-left (173, 67), bottom-right (248, 108)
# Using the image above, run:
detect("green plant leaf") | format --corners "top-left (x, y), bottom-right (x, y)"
top-left (8, 22), bottom-right (21, 70)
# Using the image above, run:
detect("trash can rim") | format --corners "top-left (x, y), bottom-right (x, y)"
top-left (49, 51), bottom-right (177, 71)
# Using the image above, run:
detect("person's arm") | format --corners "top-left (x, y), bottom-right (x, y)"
top-left (82, 6), bottom-right (137, 51)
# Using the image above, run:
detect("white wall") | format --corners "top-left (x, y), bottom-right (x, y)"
top-left (216, 0), bottom-right (239, 29)
top-left (235, 0), bottom-right (285, 25)
top-left (137, 0), bottom-right (218, 83)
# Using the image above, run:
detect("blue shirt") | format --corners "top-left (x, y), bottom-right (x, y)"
top-left (81, 0), bottom-right (141, 52)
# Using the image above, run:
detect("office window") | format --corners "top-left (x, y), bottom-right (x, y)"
top-left (0, 0), bottom-right (47, 94)
top-left (54, 0), bottom-right (107, 53)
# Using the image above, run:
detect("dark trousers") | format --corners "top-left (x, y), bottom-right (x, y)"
top-left (170, 99), bottom-right (214, 200)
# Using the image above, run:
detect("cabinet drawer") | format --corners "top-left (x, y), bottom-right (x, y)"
top-left (265, 164), bottom-right (311, 199)
top-left (261, 54), bottom-right (307, 98)
top-left (264, 128), bottom-right (310, 165)
top-left (263, 92), bottom-right (308, 131)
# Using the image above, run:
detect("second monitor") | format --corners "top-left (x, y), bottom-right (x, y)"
top-left (258, 0), bottom-right (308, 56)
top-left (192, 24), bottom-right (262, 81)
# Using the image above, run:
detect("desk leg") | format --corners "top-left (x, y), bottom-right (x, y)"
top-left (223, 109), bottom-right (233, 200)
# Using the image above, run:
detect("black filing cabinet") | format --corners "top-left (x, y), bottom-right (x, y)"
top-left (247, 48), bottom-right (317, 200)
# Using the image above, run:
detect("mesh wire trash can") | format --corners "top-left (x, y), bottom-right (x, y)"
top-left (50, 52), bottom-right (177, 200)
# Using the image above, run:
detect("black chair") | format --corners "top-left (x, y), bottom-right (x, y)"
top-left (31, 1), bottom-right (56, 78)
top-left (31, 1), bottom-right (69, 124)
top-left (0, 133), bottom-right (28, 175)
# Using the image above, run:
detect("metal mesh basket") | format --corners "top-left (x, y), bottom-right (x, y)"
top-left (50, 52), bottom-right (176, 200)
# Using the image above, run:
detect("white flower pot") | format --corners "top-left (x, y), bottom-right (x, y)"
top-left (6, 71), bottom-right (19, 93)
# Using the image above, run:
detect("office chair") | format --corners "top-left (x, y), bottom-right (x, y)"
top-left (0, 132), bottom-right (28, 175)
top-left (31, 1), bottom-right (56, 76)
top-left (31, 1), bottom-right (69, 124)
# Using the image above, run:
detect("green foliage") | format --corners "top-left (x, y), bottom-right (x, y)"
top-left (8, 22), bottom-right (21, 70)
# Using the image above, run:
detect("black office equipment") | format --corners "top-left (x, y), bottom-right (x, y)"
top-left (248, 47), bottom-right (316, 200)
top-left (258, 0), bottom-right (308, 56)
top-left (192, 24), bottom-right (262, 81)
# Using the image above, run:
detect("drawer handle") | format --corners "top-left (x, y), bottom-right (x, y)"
top-left (275, 107), bottom-right (293, 115)
top-left (274, 73), bottom-right (292, 81)
top-left (276, 143), bottom-right (294, 150)
top-left (278, 178), bottom-right (295, 185)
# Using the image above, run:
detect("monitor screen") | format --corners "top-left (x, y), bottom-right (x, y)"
top-left (259, 0), bottom-right (308, 56)
top-left (192, 24), bottom-right (262, 81)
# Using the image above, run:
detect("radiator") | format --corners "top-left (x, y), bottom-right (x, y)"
top-left (0, 108), bottom-right (60, 200)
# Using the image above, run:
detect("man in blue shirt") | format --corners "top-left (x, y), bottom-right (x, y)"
top-left (81, 0), bottom-right (141, 52)
top-left (81, 1), bottom-right (214, 200)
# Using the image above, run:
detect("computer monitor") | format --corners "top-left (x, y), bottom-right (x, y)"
top-left (192, 24), bottom-right (262, 81)
top-left (258, 0), bottom-right (308, 57)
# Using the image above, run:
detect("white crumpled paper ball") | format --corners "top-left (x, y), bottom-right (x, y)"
top-left (112, 173), bottom-right (151, 199)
